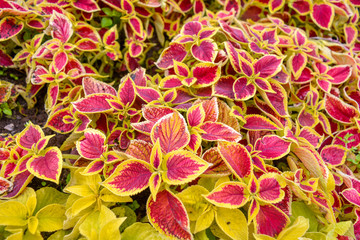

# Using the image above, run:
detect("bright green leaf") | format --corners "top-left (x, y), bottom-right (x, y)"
top-left (0, 201), bottom-right (27, 226)
top-left (101, 18), bottom-right (113, 28)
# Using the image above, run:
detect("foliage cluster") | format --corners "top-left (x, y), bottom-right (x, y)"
top-left (1, 0), bottom-right (360, 239)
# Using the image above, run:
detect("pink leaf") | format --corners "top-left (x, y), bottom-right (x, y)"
top-left (200, 122), bottom-right (242, 142)
top-left (147, 190), bottom-right (192, 240)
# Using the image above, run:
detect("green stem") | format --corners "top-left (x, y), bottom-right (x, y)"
top-left (62, 154), bottom-right (80, 159)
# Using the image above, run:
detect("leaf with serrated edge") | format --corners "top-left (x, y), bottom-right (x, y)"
top-left (147, 190), bottom-right (192, 240)
top-left (205, 182), bottom-right (249, 208)
top-left (162, 150), bottom-right (210, 185)
top-left (102, 159), bottom-right (152, 196)
top-left (218, 142), bottom-right (252, 180)
top-left (151, 112), bottom-right (190, 154)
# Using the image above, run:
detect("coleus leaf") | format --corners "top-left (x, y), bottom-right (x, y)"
top-left (254, 135), bottom-right (291, 160)
top-left (242, 115), bottom-right (280, 131)
top-left (254, 204), bottom-right (289, 236)
top-left (0, 17), bottom-right (24, 41)
top-left (45, 108), bottom-right (76, 134)
top-left (16, 122), bottom-right (44, 150)
top-left (49, 11), bottom-right (73, 43)
top-left (205, 182), bottom-right (249, 208)
top-left (191, 40), bottom-right (217, 62)
top-left (257, 173), bottom-right (284, 203)
top-left (162, 150), bottom-right (210, 185)
top-left (72, 93), bottom-right (115, 113)
top-left (254, 55), bottom-right (283, 78)
top-left (218, 142), bottom-right (253, 180)
top-left (202, 147), bottom-right (231, 177)
top-left (147, 189), bottom-right (192, 240)
top-left (151, 112), bottom-right (190, 154)
top-left (83, 77), bottom-right (117, 96)
top-left (156, 43), bottom-right (187, 69)
top-left (200, 122), bottom-right (242, 142)
top-left (118, 76), bottom-right (136, 107)
top-left (125, 140), bottom-right (152, 163)
top-left (187, 103), bottom-right (205, 127)
top-left (325, 94), bottom-right (359, 124)
top-left (76, 129), bottom-right (107, 160)
top-left (320, 145), bottom-right (346, 166)
top-left (103, 159), bottom-right (152, 196)
top-left (1, 170), bottom-right (33, 199)
top-left (233, 77), bottom-right (256, 101)
top-left (192, 62), bottom-right (220, 88)
top-left (310, 3), bottom-right (334, 30)
top-left (72, 0), bottom-right (100, 12)
top-left (27, 147), bottom-right (63, 183)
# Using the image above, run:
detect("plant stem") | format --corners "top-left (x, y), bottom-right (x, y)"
top-left (62, 154), bottom-right (80, 159)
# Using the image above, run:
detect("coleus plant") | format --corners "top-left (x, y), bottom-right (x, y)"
top-left (2, 0), bottom-right (360, 239)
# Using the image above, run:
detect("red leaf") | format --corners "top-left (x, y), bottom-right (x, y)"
top-left (103, 159), bottom-right (152, 196)
top-left (191, 40), bottom-right (217, 62)
top-left (254, 135), bottom-right (291, 160)
top-left (257, 174), bottom-right (283, 203)
top-left (1, 171), bottom-right (33, 199)
top-left (163, 150), bottom-right (210, 185)
top-left (17, 123), bottom-right (44, 150)
top-left (182, 21), bottom-right (202, 36)
top-left (327, 65), bottom-right (352, 84)
top-left (192, 63), bottom-right (220, 87)
top-left (219, 21), bottom-right (248, 44)
top-left (187, 104), bottom-right (205, 127)
top-left (83, 77), bottom-right (117, 96)
top-left (254, 204), bottom-right (289, 236)
top-left (325, 94), bottom-right (358, 124)
top-left (143, 105), bottom-right (176, 122)
top-left (311, 3), bottom-right (334, 30)
top-left (118, 76), bottom-right (136, 107)
top-left (147, 190), bottom-right (192, 240)
top-left (205, 182), bottom-right (249, 208)
top-left (151, 112), bottom-right (190, 153)
top-left (125, 140), bottom-right (152, 163)
top-left (254, 55), bottom-right (282, 78)
top-left (72, 93), bottom-right (115, 113)
top-left (49, 12), bottom-right (73, 43)
top-left (72, 0), bottom-right (99, 12)
top-left (243, 115), bottom-right (280, 131)
top-left (0, 49), bottom-right (14, 67)
top-left (200, 122), bottom-right (242, 142)
top-left (156, 43), bottom-right (187, 69)
top-left (201, 97), bottom-right (219, 122)
top-left (218, 142), bottom-right (253, 180)
top-left (27, 147), bottom-right (62, 183)
top-left (76, 129), bottom-right (107, 160)
top-left (0, 17), bottom-right (24, 41)
top-left (46, 109), bottom-right (75, 133)
top-left (202, 147), bottom-right (231, 177)
top-left (321, 145), bottom-right (346, 166)
top-left (234, 77), bottom-right (256, 101)
top-left (214, 76), bottom-right (235, 99)
top-left (136, 86), bottom-right (161, 103)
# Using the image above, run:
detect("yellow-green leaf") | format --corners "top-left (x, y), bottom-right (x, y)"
top-left (122, 222), bottom-right (171, 240)
top-left (36, 204), bottom-right (65, 232)
top-left (177, 185), bottom-right (209, 221)
top-left (99, 218), bottom-right (126, 240)
top-left (195, 208), bottom-right (215, 233)
top-left (277, 216), bottom-right (309, 240)
top-left (99, 188), bottom-right (133, 203)
top-left (35, 187), bottom-right (68, 213)
top-left (0, 201), bottom-right (27, 226)
top-left (215, 207), bottom-right (248, 240)
top-left (27, 216), bottom-right (39, 235)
